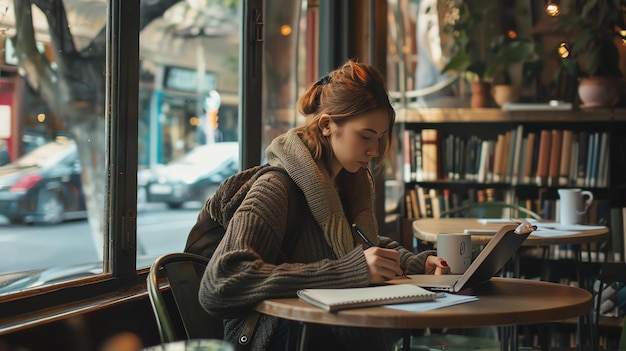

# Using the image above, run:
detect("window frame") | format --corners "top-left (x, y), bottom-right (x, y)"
top-left (0, 0), bottom-right (386, 331)
top-left (0, 0), bottom-right (142, 326)
top-left (0, 0), bottom-right (270, 327)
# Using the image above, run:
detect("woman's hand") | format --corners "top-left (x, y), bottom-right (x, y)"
top-left (424, 256), bottom-right (450, 275)
top-left (363, 247), bottom-right (403, 284)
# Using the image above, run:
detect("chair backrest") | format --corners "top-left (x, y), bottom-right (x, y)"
top-left (592, 261), bottom-right (626, 351)
top-left (147, 252), bottom-right (223, 343)
top-left (619, 321), bottom-right (626, 350)
top-left (439, 201), bottom-right (541, 220)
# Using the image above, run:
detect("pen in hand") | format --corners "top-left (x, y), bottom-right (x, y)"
top-left (352, 223), bottom-right (376, 247)
top-left (351, 223), bottom-right (410, 280)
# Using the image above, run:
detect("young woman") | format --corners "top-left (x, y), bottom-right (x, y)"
top-left (199, 59), bottom-right (449, 351)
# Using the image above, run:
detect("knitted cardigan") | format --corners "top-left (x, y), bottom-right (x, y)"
top-left (199, 129), bottom-right (434, 350)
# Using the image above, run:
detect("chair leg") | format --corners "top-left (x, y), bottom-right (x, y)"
top-left (402, 329), bottom-right (410, 350)
top-left (295, 322), bottom-right (308, 351)
top-left (535, 324), bottom-right (549, 351)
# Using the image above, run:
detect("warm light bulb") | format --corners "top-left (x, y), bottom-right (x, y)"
top-left (507, 30), bottom-right (517, 39)
top-left (558, 42), bottom-right (569, 58)
top-left (37, 113), bottom-right (46, 123)
top-left (189, 116), bottom-right (200, 126)
top-left (546, 3), bottom-right (560, 16)
top-left (280, 25), bottom-right (292, 36)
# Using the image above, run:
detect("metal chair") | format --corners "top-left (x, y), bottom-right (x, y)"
top-left (392, 331), bottom-right (501, 351)
top-left (589, 262), bottom-right (626, 351)
top-left (619, 321), bottom-right (626, 350)
top-left (147, 252), bottom-right (223, 343)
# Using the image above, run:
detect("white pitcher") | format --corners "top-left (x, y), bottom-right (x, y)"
top-left (557, 188), bottom-right (594, 225)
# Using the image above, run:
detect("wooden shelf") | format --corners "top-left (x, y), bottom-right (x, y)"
top-left (395, 107), bottom-right (626, 123)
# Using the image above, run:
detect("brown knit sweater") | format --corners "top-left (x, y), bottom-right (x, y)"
top-left (199, 129), bottom-right (434, 350)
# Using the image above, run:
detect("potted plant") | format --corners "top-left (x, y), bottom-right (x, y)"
top-left (486, 35), bottom-right (541, 107)
top-left (555, 0), bottom-right (626, 107)
top-left (440, 0), bottom-right (498, 107)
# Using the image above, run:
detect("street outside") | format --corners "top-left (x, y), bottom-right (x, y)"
top-left (0, 202), bottom-right (202, 274)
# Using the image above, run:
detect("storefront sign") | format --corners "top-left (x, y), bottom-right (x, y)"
top-left (164, 67), bottom-right (218, 94)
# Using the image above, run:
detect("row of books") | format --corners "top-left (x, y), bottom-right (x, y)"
top-left (402, 127), bottom-right (610, 188)
top-left (404, 185), bottom-right (514, 220)
top-left (403, 184), bottom-right (609, 224)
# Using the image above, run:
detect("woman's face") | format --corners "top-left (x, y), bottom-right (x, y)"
top-left (321, 109), bottom-right (389, 176)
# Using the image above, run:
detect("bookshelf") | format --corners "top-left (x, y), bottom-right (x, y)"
top-left (392, 107), bottom-right (626, 262)
top-left (389, 107), bottom-right (626, 349)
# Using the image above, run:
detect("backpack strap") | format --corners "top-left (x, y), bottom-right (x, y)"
top-left (238, 169), bottom-right (301, 346)
top-left (268, 169), bottom-right (303, 260)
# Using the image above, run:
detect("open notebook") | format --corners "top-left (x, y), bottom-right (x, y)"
top-left (388, 222), bottom-right (533, 292)
top-left (297, 284), bottom-right (436, 311)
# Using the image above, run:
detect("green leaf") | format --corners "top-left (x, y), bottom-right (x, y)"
top-left (441, 52), bottom-right (472, 74)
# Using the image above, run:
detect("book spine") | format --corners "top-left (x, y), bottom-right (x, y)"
top-left (423, 192), bottom-right (433, 218)
top-left (559, 129), bottom-right (573, 186)
top-left (548, 129), bottom-right (562, 186)
top-left (443, 189), bottom-right (451, 214)
top-left (585, 132), bottom-right (597, 187)
top-left (403, 130), bottom-right (413, 182)
top-left (416, 185), bottom-right (427, 219)
top-left (404, 192), bottom-right (413, 219)
top-left (523, 132), bottom-right (536, 184)
top-left (510, 125), bottom-right (524, 185)
top-left (466, 136), bottom-right (477, 181)
top-left (596, 132), bottom-right (609, 187)
top-left (493, 134), bottom-right (504, 182)
top-left (414, 132), bottom-right (423, 182)
top-left (535, 129), bottom-right (552, 186)
top-left (455, 136), bottom-right (464, 180)
top-left (477, 140), bottom-right (491, 183)
top-left (409, 188), bottom-right (420, 219)
top-left (577, 131), bottom-right (589, 187)
top-left (567, 133), bottom-right (580, 186)
top-left (444, 134), bottom-right (453, 181)
top-left (421, 129), bottom-right (438, 181)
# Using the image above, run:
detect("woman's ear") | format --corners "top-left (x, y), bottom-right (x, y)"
top-left (318, 114), bottom-right (332, 136)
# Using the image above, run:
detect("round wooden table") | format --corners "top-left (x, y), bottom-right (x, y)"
top-left (412, 218), bottom-right (609, 246)
top-left (255, 278), bottom-right (591, 330)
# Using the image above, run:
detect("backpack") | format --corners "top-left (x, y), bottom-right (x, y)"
top-left (184, 165), bottom-right (301, 259)
top-left (183, 165), bottom-right (301, 346)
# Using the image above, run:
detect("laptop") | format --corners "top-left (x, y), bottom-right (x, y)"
top-left (388, 222), bottom-right (533, 292)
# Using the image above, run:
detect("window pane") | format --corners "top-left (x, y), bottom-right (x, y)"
top-left (136, 1), bottom-right (241, 264)
top-left (261, 0), bottom-right (308, 156)
top-left (137, 0), bottom-right (309, 264)
top-left (0, 1), bottom-right (107, 294)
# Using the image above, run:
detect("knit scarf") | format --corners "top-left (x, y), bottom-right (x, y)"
top-left (265, 129), bottom-right (378, 258)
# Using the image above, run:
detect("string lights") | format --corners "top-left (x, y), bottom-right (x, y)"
top-left (558, 42), bottom-right (569, 59)
top-left (545, 1), bottom-right (560, 16)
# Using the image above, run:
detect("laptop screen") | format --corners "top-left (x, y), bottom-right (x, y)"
top-left (454, 223), bottom-right (531, 291)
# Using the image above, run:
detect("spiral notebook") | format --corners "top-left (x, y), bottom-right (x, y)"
top-left (297, 284), bottom-right (436, 311)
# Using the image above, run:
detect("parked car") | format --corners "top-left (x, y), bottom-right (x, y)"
top-left (142, 142), bottom-right (239, 208)
top-left (0, 138), bottom-right (87, 224)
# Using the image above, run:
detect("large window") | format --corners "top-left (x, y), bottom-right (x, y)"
top-left (0, 0), bottom-right (310, 301)
top-left (0, 0), bottom-right (108, 293)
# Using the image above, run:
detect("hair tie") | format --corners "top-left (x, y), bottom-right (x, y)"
top-left (314, 75), bottom-right (330, 86)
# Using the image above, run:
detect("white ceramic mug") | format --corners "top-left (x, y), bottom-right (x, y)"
top-left (437, 233), bottom-right (472, 274)
top-left (557, 188), bottom-right (594, 225)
